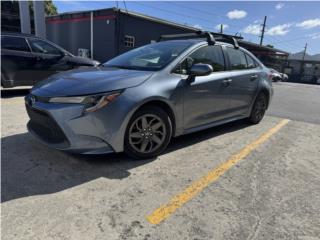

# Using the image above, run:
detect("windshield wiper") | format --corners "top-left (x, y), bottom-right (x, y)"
top-left (105, 65), bottom-right (135, 70)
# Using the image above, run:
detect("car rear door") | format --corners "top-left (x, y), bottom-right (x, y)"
top-left (1, 36), bottom-right (36, 86)
top-left (180, 45), bottom-right (234, 129)
top-left (26, 37), bottom-right (73, 84)
top-left (223, 46), bottom-right (259, 116)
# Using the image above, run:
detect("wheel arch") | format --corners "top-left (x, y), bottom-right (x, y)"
top-left (247, 85), bottom-right (272, 118)
top-left (259, 88), bottom-right (270, 108)
top-left (132, 99), bottom-right (177, 136)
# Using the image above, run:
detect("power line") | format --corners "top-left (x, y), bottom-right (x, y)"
top-left (123, 0), bottom-right (128, 13)
top-left (267, 35), bottom-right (311, 45)
top-left (265, 35), bottom-right (307, 53)
top-left (129, 1), bottom-right (219, 32)
top-left (168, 2), bottom-right (261, 27)
top-left (130, 1), bottom-right (250, 34)
top-left (264, 35), bottom-right (304, 50)
top-left (122, 2), bottom-right (311, 53)
top-left (133, 2), bottom-right (217, 25)
top-left (265, 35), bottom-right (303, 48)
top-left (265, 40), bottom-right (303, 53)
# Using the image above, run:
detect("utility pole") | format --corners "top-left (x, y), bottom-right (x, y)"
top-left (260, 16), bottom-right (267, 45)
top-left (220, 24), bottom-right (223, 34)
top-left (302, 43), bottom-right (308, 61)
top-left (300, 43), bottom-right (308, 76)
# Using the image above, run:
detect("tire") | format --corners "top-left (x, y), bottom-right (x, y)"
top-left (124, 106), bottom-right (172, 159)
top-left (1, 71), bottom-right (6, 87)
top-left (247, 93), bottom-right (268, 124)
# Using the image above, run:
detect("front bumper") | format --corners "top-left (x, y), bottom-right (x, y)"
top-left (25, 94), bottom-right (126, 154)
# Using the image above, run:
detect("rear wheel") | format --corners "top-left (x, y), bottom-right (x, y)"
top-left (248, 93), bottom-right (268, 124)
top-left (124, 106), bottom-right (172, 159)
top-left (1, 71), bottom-right (7, 87)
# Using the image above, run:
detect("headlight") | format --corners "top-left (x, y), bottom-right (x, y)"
top-left (49, 91), bottom-right (121, 113)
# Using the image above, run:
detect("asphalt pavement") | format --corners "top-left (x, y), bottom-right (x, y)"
top-left (1, 82), bottom-right (320, 240)
top-left (267, 82), bottom-right (320, 124)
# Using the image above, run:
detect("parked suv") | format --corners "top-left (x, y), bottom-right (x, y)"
top-left (1, 32), bottom-right (99, 88)
top-left (25, 32), bottom-right (273, 159)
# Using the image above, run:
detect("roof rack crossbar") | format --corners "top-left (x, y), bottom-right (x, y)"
top-left (158, 31), bottom-right (216, 45)
top-left (158, 31), bottom-right (242, 49)
top-left (231, 37), bottom-right (239, 49)
top-left (214, 35), bottom-right (239, 49)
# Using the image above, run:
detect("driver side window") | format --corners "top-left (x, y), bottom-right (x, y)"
top-left (27, 38), bottom-right (62, 55)
top-left (174, 45), bottom-right (225, 74)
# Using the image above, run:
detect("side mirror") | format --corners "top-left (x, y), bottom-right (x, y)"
top-left (190, 63), bottom-right (213, 76)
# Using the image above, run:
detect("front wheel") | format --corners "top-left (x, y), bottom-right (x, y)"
top-left (124, 106), bottom-right (172, 159)
top-left (247, 93), bottom-right (268, 124)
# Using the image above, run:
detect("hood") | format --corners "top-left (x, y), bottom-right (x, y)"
top-left (31, 66), bottom-right (154, 97)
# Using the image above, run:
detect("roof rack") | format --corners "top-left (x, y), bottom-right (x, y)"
top-left (158, 31), bottom-right (241, 49)
top-left (158, 31), bottom-right (215, 45)
top-left (214, 36), bottom-right (239, 49)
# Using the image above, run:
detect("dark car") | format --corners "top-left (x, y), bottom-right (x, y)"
top-left (1, 32), bottom-right (99, 88)
top-left (25, 32), bottom-right (273, 159)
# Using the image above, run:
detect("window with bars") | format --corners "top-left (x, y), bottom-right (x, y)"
top-left (124, 35), bottom-right (135, 47)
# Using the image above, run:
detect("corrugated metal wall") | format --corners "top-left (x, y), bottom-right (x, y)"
top-left (117, 13), bottom-right (195, 55)
top-left (46, 9), bottom-right (117, 62)
top-left (46, 9), bottom-right (196, 63)
top-left (47, 18), bottom-right (91, 56)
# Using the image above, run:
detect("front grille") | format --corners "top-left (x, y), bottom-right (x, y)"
top-left (26, 104), bottom-right (69, 145)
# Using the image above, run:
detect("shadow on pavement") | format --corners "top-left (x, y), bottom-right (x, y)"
top-left (1, 88), bottom-right (31, 99)
top-left (1, 119), bottom-right (251, 203)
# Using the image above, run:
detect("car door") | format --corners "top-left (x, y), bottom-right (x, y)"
top-left (27, 37), bottom-right (73, 84)
top-left (223, 46), bottom-right (259, 116)
top-left (1, 36), bottom-right (36, 86)
top-left (180, 45), bottom-right (233, 129)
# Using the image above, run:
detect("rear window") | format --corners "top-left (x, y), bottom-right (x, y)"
top-left (226, 47), bottom-right (248, 70)
top-left (1, 36), bottom-right (30, 52)
top-left (188, 45), bottom-right (225, 72)
top-left (245, 54), bottom-right (259, 69)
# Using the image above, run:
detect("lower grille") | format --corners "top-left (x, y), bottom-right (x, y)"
top-left (26, 104), bottom-right (69, 145)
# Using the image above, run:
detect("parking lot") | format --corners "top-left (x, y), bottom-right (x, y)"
top-left (1, 82), bottom-right (320, 240)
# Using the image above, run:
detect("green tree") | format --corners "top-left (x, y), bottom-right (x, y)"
top-left (2, 0), bottom-right (57, 16)
top-left (45, 0), bottom-right (58, 15)
top-left (29, 0), bottom-right (58, 16)
top-left (266, 44), bottom-right (274, 48)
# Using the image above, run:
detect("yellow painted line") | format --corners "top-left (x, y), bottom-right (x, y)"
top-left (147, 119), bottom-right (290, 225)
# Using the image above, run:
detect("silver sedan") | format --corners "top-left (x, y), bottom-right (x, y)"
top-left (25, 36), bottom-right (273, 159)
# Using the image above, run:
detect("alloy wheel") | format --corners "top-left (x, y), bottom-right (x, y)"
top-left (128, 114), bottom-right (167, 153)
top-left (254, 96), bottom-right (267, 121)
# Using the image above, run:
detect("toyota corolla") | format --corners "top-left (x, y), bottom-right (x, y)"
top-left (25, 32), bottom-right (273, 159)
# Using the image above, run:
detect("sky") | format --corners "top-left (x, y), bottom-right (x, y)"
top-left (53, 1), bottom-right (320, 55)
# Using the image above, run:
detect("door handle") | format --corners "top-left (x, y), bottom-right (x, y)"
top-left (250, 75), bottom-right (258, 81)
top-left (222, 78), bottom-right (232, 85)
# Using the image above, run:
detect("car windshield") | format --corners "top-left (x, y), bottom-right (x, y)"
top-left (103, 41), bottom-right (192, 71)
